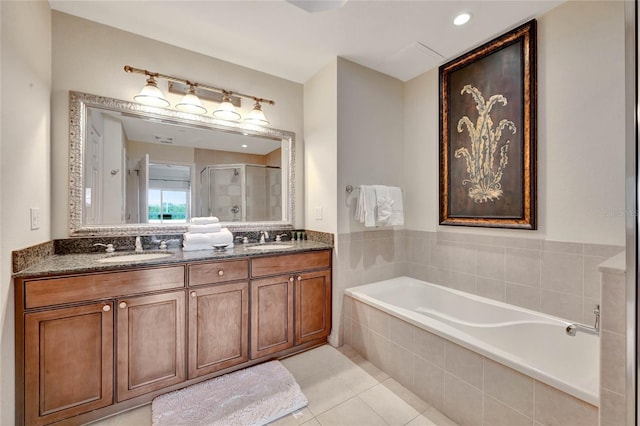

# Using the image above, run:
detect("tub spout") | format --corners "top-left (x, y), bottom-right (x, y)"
top-left (566, 323), bottom-right (599, 336)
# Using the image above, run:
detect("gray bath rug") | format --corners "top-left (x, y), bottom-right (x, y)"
top-left (152, 361), bottom-right (308, 426)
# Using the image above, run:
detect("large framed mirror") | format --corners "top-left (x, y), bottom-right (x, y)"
top-left (69, 91), bottom-right (295, 236)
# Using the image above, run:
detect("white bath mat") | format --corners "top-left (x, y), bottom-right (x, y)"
top-left (152, 361), bottom-right (307, 426)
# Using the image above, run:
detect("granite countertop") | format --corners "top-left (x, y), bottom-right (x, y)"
top-left (14, 240), bottom-right (332, 279)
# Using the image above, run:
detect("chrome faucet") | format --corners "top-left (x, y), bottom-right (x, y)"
top-left (566, 305), bottom-right (600, 336)
top-left (135, 236), bottom-right (143, 253)
top-left (259, 231), bottom-right (269, 244)
top-left (93, 243), bottom-right (115, 253)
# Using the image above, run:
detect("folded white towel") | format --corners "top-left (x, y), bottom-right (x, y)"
top-left (183, 228), bottom-right (233, 246)
top-left (355, 185), bottom-right (378, 227)
top-left (355, 184), bottom-right (404, 227)
top-left (188, 223), bottom-right (222, 234)
top-left (190, 216), bottom-right (220, 225)
top-left (387, 186), bottom-right (404, 226)
top-left (373, 185), bottom-right (393, 223)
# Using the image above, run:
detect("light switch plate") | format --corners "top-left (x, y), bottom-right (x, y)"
top-left (315, 206), bottom-right (323, 220)
top-left (30, 208), bottom-right (41, 230)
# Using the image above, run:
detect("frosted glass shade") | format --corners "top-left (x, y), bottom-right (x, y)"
top-left (176, 90), bottom-right (207, 114)
top-left (133, 77), bottom-right (170, 107)
top-left (244, 102), bottom-right (269, 126)
top-left (213, 96), bottom-right (241, 121)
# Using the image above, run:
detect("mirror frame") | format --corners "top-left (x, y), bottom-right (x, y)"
top-left (69, 91), bottom-right (296, 236)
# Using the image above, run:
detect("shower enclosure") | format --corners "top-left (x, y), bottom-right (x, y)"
top-left (199, 164), bottom-right (282, 222)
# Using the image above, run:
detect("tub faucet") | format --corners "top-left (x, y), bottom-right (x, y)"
top-left (566, 305), bottom-right (600, 336)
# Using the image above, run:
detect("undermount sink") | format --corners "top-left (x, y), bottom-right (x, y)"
top-left (96, 252), bottom-right (173, 263)
top-left (246, 244), bottom-right (295, 250)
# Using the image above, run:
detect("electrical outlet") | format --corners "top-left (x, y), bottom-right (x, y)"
top-left (30, 208), bottom-right (41, 230)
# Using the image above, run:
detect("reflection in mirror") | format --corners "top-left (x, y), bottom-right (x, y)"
top-left (70, 91), bottom-right (295, 236)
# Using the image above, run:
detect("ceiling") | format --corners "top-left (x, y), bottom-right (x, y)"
top-left (49, 0), bottom-right (562, 84)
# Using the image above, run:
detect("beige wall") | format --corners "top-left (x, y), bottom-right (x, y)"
top-left (0, 1), bottom-right (52, 423)
top-left (337, 58), bottom-right (405, 235)
top-left (51, 11), bottom-right (304, 237)
top-left (304, 59), bottom-right (338, 234)
top-left (403, 1), bottom-right (626, 246)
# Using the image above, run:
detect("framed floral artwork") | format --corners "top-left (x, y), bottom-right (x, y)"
top-left (439, 20), bottom-right (537, 229)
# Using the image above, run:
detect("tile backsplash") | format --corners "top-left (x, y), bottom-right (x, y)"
top-left (336, 230), bottom-right (623, 325)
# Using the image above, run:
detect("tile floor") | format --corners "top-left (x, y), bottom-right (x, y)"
top-left (87, 344), bottom-right (458, 426)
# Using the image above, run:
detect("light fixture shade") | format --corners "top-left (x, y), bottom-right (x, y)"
top-left (133, 76), bottom-right (170, 107)
top-left (244, 101), bottom-right (269, 126)
top-left (175, 86), bottom-right (207, 114)
top-left (213, 94), bottom-right (241, 121)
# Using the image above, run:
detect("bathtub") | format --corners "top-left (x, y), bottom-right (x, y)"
top-left (344, 276), bottom-right (599, 407)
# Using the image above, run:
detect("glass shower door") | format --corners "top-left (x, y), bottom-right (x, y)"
top-left (206, 166), bottom-right (244, 221)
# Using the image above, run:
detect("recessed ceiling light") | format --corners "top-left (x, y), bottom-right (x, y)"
top-left (453, 13), bottom-right (471, 26)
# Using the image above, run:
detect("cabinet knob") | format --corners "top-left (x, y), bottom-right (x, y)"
top-left (190, 291), bottom-right (197, 298)
top-left (289, 277), bottom-right (294, 282)
top-left (297, 276), bottom-right (302, 281)
top-left (218, 269), bottom-right (224, 276)
top-left (102, 305), bottom-right (111, 312)
top-left (119, 301), bottom-right (127, 309)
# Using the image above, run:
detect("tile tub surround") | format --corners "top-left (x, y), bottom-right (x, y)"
top-left (335, 230), bottom-right (623, 327)
top-left (343, 296), bottom-right (599, 426)
top-left (598, 252), bottom-right (626, 426)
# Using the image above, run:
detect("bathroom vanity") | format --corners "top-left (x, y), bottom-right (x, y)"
top-left (14, 244), bottom-right (332, 425)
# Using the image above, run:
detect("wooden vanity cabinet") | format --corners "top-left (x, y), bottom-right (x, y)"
top-left (295, 269), bottom-right (332, 345)
top-left (187, 260), bottom-right (250, 378)
top-left (250, 250), bottom-right (332, 358)
top-left (24, 302), bottom-right (114, 426)
top-left (16, 250), bottom-right (332, 426)
top-left (16, 265), bottom-right (185, 425)
top-left (250, 275), bottom-right (294, 358)
top-left (115, 291), bottom-right (186, 401)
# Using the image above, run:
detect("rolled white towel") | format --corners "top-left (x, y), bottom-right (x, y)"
top-left (190, 216), bottom-right (220, 225)
top-left (188, 223), bottom-right (222, 234)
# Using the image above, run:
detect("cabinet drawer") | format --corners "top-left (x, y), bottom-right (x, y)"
top-left (24, 266), bottom-right (185, 309)
top-left (251, 250), bottom-right (331, 278)
top-left (188, 259), bottom-right (249, 286)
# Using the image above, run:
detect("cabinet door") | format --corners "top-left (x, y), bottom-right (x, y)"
top-left (116, 291), bottom-right (186, 401)
top-left (295, 269), bottom-right (332, 345)
top-left (25, 302), bottom-right (114, 426)
top-left (250, 276), bottom-right (294, 359)
top-left (188, 282), bottom-right (249, 379)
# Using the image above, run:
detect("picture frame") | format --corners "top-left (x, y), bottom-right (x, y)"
top-left (439, 20), bottom-right (537, 229)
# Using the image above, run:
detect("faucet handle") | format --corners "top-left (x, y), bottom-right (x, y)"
top-left (159, 240), bottom-right (168, 250)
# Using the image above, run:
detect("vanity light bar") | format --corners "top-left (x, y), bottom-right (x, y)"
top-left (123, 65), bottom-right (275, 122)
top-left (167, 81), bottom-right (241, 107)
